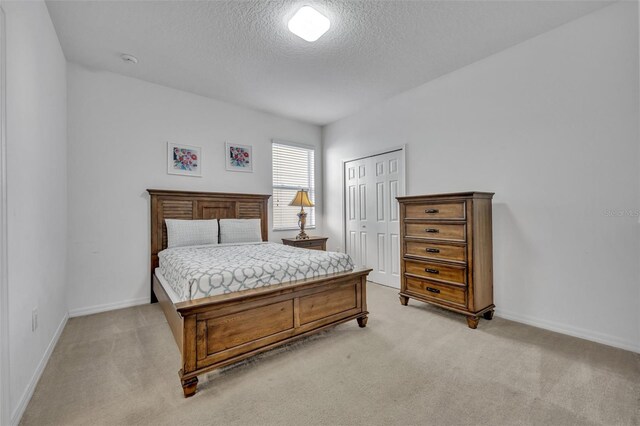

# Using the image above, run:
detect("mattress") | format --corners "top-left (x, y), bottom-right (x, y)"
top-left (155, 269), bottom-right (181, 304)
top-left (157, 242), bottom-right (355, 301)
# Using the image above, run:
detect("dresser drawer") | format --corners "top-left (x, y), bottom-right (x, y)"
top-left (405, 223), bottom-right (466, 242)
top-left (405, 202), bottom-right (466, 220)
top-left (405, 277), bottom-right (466, 307)
top-left (405, 259), bottom-right (466, 285)
top-left (405, 240), bottom-right (466, 263)
top-left (295, 240), bottom-right (325, 250)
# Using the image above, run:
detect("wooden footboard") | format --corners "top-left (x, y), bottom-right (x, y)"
top-left (153, 268), bottom-right (371, 397)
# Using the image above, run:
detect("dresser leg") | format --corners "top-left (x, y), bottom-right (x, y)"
top-left (357, 315), bottom-right (368, 328)
top-left (466, 316), bottom-right (479, 329)
top-left (483, 310), bottom-right (494, 320)
top-left (181, 376), bottom-right (198, 398)
top-left (399, 295), bottom-right (409, 306)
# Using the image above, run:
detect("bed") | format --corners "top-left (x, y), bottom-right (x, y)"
top-left (148, 189), bottom-right (371, 397)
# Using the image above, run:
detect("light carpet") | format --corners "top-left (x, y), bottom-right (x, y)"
top-left (20, 283), bottom-right (640, 425)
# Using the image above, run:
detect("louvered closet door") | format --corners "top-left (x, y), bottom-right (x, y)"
top-left (345, 150), bottom-right (404, 288)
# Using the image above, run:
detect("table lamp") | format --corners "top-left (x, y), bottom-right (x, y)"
top-left (289, 189), bottom-right (314, 240)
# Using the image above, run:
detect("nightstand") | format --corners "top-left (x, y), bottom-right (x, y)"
top-left (282, 236), bottom-right (328, 251)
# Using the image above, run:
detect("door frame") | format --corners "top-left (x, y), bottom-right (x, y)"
top-left (0, 5), bottom-right (9, 425)
top-left (341, 145), bottom-right (407, 278)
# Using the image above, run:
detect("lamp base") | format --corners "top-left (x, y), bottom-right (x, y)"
top-left (296, 209), bottom-right (309, 240)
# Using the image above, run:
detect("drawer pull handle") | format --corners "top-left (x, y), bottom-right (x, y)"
top-left (426, 287), bottom-right (440, 294)
top-left (425, 268), bottom-right (440, 274)
top-left (425, 228), bottom-right (439, 233)
top-left (425, 209), bottom-right (439, 214)
top-left (426, 248), bottom-right (440, 253)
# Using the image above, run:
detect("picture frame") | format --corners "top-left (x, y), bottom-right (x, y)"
top-left (167, 142), bottom-right (202, 177)
top-left (225, 142), bottom-right (253, 172)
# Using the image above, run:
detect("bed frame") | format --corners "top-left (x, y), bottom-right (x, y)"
top-left (148, 189), bottom-right (371, 397)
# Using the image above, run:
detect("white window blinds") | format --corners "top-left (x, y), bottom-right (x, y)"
top-left (272, 142), bottom-right (315, 230)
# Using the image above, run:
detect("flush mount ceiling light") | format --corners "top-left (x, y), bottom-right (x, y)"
top-left (288, 6), bottom-right (330, 42)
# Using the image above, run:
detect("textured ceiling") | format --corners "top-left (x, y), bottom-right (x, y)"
top-left (46, 0), bottom-right (611, 125)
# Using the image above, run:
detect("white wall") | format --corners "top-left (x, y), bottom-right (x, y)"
top-left (324, 2), bottom-right (640, 352)
top-left (4, 0), bottom-right (68, 422)
top-left (66, 64), bottom-right (322, 315)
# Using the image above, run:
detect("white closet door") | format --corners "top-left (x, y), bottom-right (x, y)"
top-left (345, 158), bottom-right (370, 269)
top-left (345, 150), bottom-right (404, 288)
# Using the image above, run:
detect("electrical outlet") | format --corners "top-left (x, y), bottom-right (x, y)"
top-left (32, 307), bottom-right (38, 332)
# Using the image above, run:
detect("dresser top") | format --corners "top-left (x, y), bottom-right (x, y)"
top-left (396, 191), bottom-right (494, 202)
top-left (282, 236), bottom-right (328, 242)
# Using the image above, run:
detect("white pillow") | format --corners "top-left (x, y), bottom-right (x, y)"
top-left (219, 219), bottom-right (262, 244)
top-left (165, 219), bottom-right (219, 248)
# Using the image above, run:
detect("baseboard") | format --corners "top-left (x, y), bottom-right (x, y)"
top-left (11, 312), bottom-right (68, 426)
top-left (495, 308), bottom-right (640, 354)
top-left (68, 297), bottom-right (148, 318)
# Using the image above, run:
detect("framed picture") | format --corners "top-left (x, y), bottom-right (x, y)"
top-left (225, 142), bottom-right (253, 172)
top-left (167, 142), bottom-right (202, 177)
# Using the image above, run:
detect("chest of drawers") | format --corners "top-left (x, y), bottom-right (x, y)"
top-left (396, 192), bottom-right (495, 328)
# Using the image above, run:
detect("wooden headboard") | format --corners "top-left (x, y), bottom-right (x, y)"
top-left (147, 189), bottom-right (271, 302)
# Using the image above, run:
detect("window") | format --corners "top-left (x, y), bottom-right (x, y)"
top-left (272, 141), bottom-right (315, 230)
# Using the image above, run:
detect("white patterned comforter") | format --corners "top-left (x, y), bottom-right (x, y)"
top-left (158, 242), bottom-right (355, 301)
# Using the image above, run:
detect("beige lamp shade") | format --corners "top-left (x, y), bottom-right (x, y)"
top-left (289, 189), bottom-right (314, 207)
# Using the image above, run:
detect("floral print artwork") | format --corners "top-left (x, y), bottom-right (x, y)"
top-left (167, 143), bottom-right (202, 176)
top-left (226, 142), bottom-right (253, 172)
top-left (173, 147), bottom-right (199, 172)
top-left (229, 145), bottom-right (250, 168)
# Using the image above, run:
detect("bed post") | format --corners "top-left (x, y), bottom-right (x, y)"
top-left (180, 314), bottom-right (198, 397)
top-left (150, 282), bottom-right (158, 304)
top-left (150, 192), bottom-right (159, 303)
top-left (357, 275), bottom-right (368, 327)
